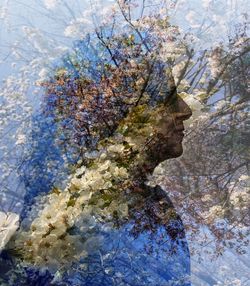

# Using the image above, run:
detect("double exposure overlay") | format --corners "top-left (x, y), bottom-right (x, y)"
top-left (0, 1), bottom-right (249, 285)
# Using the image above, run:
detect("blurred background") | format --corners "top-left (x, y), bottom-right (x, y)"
top-left (0, 1), bottom-right (249, 285)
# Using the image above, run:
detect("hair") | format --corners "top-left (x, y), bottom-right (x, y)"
top-left (42, 29), bottom-right (175, 151)
top-left (20, 21), bottom-right (178, 214)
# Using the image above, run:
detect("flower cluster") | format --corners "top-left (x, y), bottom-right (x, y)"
top-left (14, 133), bottom-right (134, 269)
top-left (14, 101), bottom-right (169, 269)
top-left (0, 211), bottom-right (19, 250)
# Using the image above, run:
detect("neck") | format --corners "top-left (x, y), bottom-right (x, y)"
top-left (88, 134), bottom-right (160, 188)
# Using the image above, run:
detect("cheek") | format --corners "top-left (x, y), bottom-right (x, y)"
top-left (159, 139), bottom-right (183, 159)
top-left (145, 115), bottom-right (185, 161)
top-left (151, 133), bottom-right (184, 160)
top-left (157, 116), bottom-right (175, 136)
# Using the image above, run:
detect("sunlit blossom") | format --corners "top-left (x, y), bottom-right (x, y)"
top-left (0, 212), bottom-right (19, 250)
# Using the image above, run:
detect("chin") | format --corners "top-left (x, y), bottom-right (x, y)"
top-left (150, 137), bottom-right (184, 163)
top-left (170, 145), bottom-right (183, 158)
top-left (168, 143), bottom-right (183, 158)
top-left (157, 144), bottom-right (183, 162)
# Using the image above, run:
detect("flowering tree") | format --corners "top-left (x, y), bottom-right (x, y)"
top-left (36, 1), bottom-right (250, 259)
top-left (0, 0), bottom-right (249, 285)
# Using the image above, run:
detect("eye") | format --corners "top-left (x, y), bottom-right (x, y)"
top-left (165, 95), bottom-right (179, 113)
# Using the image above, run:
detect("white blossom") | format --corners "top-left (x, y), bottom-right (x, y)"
top-left (15, 133), bottom-right (26, 145)
top-left (38, 68), bottom-right (49, 81)
top-left (0, 212), bottom-right (19, 250)
top-left (44, 0), bottom-right (59, 10)
top-left (64, 17), bottom-right (92, 38)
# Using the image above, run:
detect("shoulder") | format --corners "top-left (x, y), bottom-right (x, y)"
top-left (127, 184), bottom-right (187, 242)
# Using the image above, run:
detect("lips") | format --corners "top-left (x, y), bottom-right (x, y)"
top-left (174, 124), bottom-right (185, 139)
top-left (175, 125), bottom-right (185, 132)
top-left (176, 131), bottom-right (184, 137)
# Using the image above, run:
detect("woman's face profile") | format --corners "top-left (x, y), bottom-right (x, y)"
top-left (146, 94), bottom-right (192, 163)
top-left (166, 94), bottom-right (192, 157)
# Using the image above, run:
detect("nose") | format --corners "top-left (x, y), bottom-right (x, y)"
top-left (175, 96), bottom-right (192, 121)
